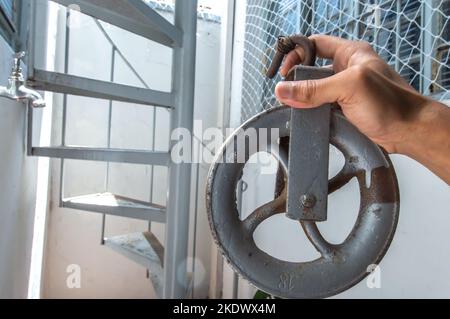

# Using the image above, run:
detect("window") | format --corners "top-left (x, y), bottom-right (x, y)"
top-left (0, 0), bottom-right (20, 48)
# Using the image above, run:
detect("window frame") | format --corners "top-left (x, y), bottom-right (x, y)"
top-left (0, 0), bottom-right (26, 51)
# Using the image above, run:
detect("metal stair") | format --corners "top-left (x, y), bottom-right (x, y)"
top-left (28, 0), bottom-right (178, 108)
top-left (62, 193), bottom-right (166, 222)
top-left (26, 0), bottom-right (198, 298)
top-left (104, 231), bottom-right (193, 298)
top-left (31, 146), bottom-right (169, 165)
top-left (104, 232), bottom-right (165, 296)
top-left (28, 69), bottom-right (175, 108)
top-left (49, 0), bottom-right (182, 47)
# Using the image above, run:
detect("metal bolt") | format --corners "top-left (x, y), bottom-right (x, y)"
top-left (300, 194), bottom-right (316, 208)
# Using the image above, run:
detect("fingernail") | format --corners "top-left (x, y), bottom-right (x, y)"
top-left (275, 82), bottom-right (293, 99)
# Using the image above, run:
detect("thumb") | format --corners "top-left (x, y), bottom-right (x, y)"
top-left (275, 70), bottom-right (348, 108)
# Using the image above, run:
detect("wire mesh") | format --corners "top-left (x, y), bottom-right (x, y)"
top-left (239, 0), bottom-right (450, 122)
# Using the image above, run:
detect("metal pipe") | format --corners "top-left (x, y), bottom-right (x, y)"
top-left (163, 0), bottom-right (197, 299)
top-left (101, 45), bottom-right (116, 245)
top-left (190, 162), bottom-right (201, 298)
top-left (59, 8), bottom-right (71, 208)
top-left (148, 105), bottom-right (157, 233)
top-left (27, 0), bottom-right (36, 80)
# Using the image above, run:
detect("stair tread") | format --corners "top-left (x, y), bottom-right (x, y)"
top-left (49, 0), bottom-right (181, 47)
top-left (29, 70), bottom-right (174, 108)
top-left (104, 231), bottom-right (164, 297)
top-left (104, 232), bottom-right (192, 298)
top-left (32, 145), bottom-right (169, 166)
top-left (62, 193), bottom-right (166, 223)
top-left (105, 231), bottom-right (164, 265)
top-left (64, 192), bottom-right (165, 211)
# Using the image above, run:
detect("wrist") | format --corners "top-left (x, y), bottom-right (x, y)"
top-left (392, 98), bottom-right (450, 183)
top-left (396, 100), bottom-right (442, 156)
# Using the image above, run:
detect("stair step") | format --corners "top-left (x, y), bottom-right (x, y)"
top-left (32, 146), bottom-right (169, 166)
top-left (104, 231), bottom-right (164, 296)
top-left (28, 69), bottom-right (174, 108)
top-left (62, 193), bottom-right (166, 223)
top-left (50, 0), bottom-right (182, 47)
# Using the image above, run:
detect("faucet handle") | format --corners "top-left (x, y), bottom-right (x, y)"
top-left (14, 51), bottom-right (26, 59)
top-left (12, 51), bottom-right (26, 71)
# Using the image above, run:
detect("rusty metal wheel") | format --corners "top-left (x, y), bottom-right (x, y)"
top-left (206, 106), bottom-right (399, 299)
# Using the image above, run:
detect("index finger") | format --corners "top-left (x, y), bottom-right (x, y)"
top-left (309, 34), bottom-right (352, 60)
top-left (279, 35), bottom-right (353, 77)
top-left (280, 47), bottom-right (305, 77)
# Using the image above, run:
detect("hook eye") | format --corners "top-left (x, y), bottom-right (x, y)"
top-left (266, 35), bottom-right (316, 79)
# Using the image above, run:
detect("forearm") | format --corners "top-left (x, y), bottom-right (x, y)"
top-left (398, 100), bottom-right (450, 184)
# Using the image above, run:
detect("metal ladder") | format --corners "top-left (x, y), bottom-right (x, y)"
top-left (26, 0), bottom-right (197, 298)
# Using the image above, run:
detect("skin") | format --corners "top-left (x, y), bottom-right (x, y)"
top-left (275, 34), bottom-right (450, 184)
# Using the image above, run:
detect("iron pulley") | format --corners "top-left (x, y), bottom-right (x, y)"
top-left (206, 35), bottom-right (400, 298)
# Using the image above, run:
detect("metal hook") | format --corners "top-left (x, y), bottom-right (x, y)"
top-left (266, 35), bottom-right (316, 79)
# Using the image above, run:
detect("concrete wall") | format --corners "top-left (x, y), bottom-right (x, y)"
top-left (0, 37), bottom-right (43, 297)
top-left (42, 7), bottom-right (220, 298)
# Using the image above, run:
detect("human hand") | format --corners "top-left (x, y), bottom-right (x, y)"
top-left (274, 35), bottom-right (450, 183)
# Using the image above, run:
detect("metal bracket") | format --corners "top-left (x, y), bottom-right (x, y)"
top-left (286, 66), bottom-right (333, 222)
top-left (265, 34), bottom-right (331, 221)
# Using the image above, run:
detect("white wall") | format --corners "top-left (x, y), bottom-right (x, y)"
top-left (42, 7), bottom-right (221, 298)
top-left (0, 37), bottom-right (43, 297)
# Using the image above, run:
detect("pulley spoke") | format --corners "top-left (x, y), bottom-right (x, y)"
top-left (328, 166), bottom-right (356, 194)
top-left (301, 221), bottom-right (334, 257)
top-left (242, 187), bottom-right (287, 233)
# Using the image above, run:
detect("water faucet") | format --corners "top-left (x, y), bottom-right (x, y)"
top-left (0, 52), bottom-right (45, 108)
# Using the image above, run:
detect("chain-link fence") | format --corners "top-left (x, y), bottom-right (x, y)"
top-left (240, 0), bottom-right (450, 121)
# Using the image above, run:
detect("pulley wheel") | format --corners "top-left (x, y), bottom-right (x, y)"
top-left (206, 106), bottom-right (399, 299)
